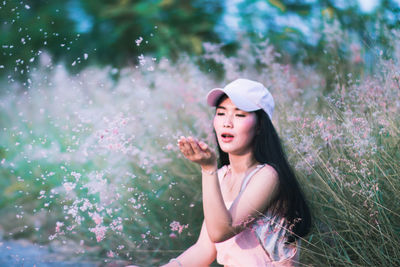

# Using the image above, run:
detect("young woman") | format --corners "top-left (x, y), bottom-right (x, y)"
top-left (163, 78), bottom-right (311, 266)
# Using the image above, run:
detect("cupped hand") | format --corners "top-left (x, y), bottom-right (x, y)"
top-left (177, 136), bottom-right (217, 169)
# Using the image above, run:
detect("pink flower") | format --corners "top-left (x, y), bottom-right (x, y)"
top-left (107, 250), bottom-right (115, 258)
top-left (55, 221), bottom-right (64, 233)
top-left (169, 233), bottom-right (177, 239)
top-left (90, 212), bottom-right (103, 225)
top-left (71, 172), bottom-right (81, 181)
top-left (89, 225), bottom-right (107, 242)
top-left (169, 221), bottom-right (188, 234)
top-left (63, 182), bottom-right (76, 192)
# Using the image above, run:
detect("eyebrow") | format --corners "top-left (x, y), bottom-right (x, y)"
top-left (216, 105), bottom-right (241, 111)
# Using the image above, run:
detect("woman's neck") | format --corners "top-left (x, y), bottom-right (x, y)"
top-left (228, 152), bottom-right (258, 175)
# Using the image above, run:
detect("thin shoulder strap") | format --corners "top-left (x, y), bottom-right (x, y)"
top-left (239, 164), bottom-right (266, 193)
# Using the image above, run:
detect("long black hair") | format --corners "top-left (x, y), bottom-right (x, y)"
top-left (215, 94), bottom-right (311, 242)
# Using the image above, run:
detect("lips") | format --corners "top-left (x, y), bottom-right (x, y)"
top-left (221, 132), bottom-right (234, 142)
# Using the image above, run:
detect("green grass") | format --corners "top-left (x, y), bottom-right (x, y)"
top-left (0, 40), bottom-right (399, 266)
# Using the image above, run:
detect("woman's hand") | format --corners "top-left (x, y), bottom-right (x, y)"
top-left (177, 136), bottom-right (217, 170)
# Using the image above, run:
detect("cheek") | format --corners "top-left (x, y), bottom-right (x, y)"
top-left (213, 116), bottom-right (220, 131)
top-left (240, 118), bottom-right (257, 139)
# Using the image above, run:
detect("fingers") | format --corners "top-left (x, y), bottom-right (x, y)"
top-left (177, 136), bottom-right (216, 166)
top-left (178, 136), bottom-right (195, 156)
top-left (188, 136), bottom-right (202, 154)
top-left (177, 136), bottom-right (206, 158)
top-left (198, 141), bottom-right (208, 151)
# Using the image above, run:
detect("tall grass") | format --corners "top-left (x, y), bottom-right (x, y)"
top-left (282, 61), bottom-right (400, 265)
top-left (0, 36), bottom-right (399, 266)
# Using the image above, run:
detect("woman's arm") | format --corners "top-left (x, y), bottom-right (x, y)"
top-left (202, 164), bottom-right (279, 242)
top-left (161, 221), bottom-right (216, 267)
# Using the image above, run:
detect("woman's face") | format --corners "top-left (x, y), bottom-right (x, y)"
top-left (213, 97), bottom-right (258, 156)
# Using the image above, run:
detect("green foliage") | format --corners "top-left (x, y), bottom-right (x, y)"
top-left (2, 0), bottom-right (400, 91)
top-left (237, 0), bottom-right (400, 92)
top-left (0, 0), bottom-right (83, 83)
top-left (80, 0), bottom-right (223, 62)
top-left (1, 35), bottom-right (400, 265)
top-left (1, 2), bottom-right (400, 264)
top-left (0, 0), bottom-right (223, 85)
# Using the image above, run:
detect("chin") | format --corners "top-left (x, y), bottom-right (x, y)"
top-left (219, 145), bottom-right (249, 156)
top-left (219, 143), bottom-right (234, 153)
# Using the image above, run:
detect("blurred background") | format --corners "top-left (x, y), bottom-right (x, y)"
top-left (0, 0), bottom-right (400, 266)
top-left (1, 0), bottom-right (400, 85)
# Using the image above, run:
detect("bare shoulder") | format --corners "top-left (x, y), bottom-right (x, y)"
top-left (232, 164), bottom-right (280, 221)
top-left (250, 164), bottom-right (279, 187)
top-left (259, 164), bottom-right (279, 177)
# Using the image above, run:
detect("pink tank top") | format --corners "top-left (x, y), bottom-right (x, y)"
top-left (214, 165), bottom-right (300, 267)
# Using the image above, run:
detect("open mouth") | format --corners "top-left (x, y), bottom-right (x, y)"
top-left (221, 133), bottom-right (234, 142)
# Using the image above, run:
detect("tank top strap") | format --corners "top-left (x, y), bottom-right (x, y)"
top-left (239, 164), bottom-right (266, 193)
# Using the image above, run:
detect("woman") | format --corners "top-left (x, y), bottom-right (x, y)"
top-left (164, 78), bottom-right (311, 266)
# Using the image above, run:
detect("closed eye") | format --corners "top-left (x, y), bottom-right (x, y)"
top-left (216, 112), bottom-right (225, 116)
top-left (236, 114), bottom-right (246, 117)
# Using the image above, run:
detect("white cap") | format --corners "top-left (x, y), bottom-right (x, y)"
top-left (206, 78), bottom-right (274, 119)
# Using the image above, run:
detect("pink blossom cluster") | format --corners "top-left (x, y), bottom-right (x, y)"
top-left (89, 225), bottom-right (107, 242)
top-left (169, 221), bottom-right (188, 234)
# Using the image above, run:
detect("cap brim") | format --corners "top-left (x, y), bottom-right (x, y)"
top-left (206, 88), bottom-right (225, 107)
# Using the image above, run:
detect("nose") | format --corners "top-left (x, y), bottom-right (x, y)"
top-left (223, 117), bottom-right (233, 128)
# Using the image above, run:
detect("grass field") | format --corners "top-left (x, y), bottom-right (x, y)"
top-left (0, 38), bottom-right (399, 266)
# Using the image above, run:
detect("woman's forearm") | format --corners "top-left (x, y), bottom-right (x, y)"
top-left (201, 168), bottom-right (235, 243)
